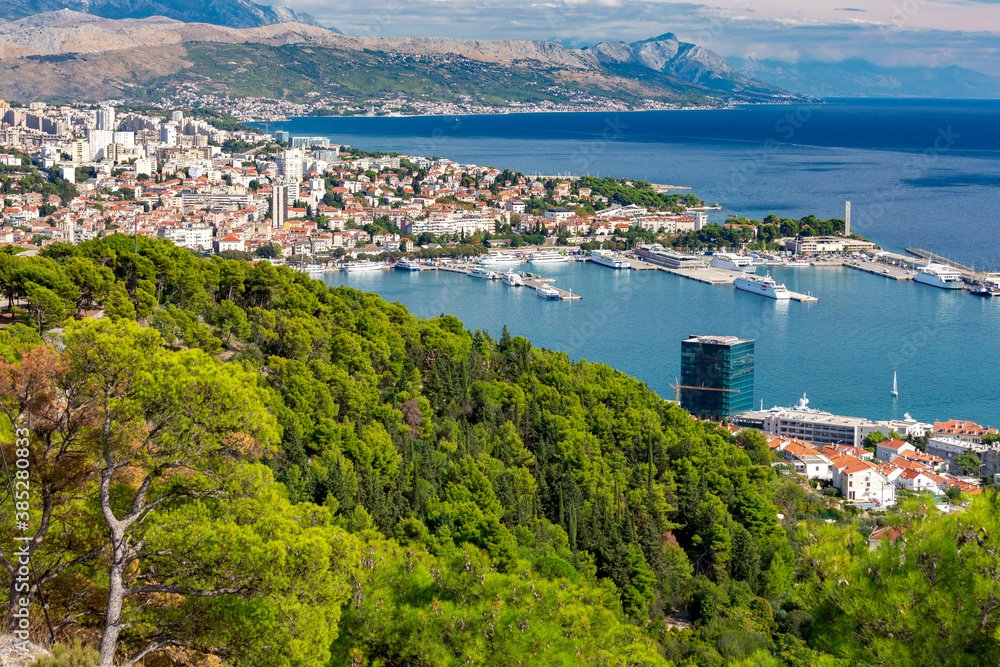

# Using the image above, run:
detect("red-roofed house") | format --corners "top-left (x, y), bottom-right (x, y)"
top-left (832, 455), bottom-right (896, 505)
top-left (933, 420), bottom-right (998, 444)
top-left (895, 468), bottom-right (944, 495)
top-left (868, 525), bottom-right (906, 550)
top-left (215, 234), bottom-right (245, 253)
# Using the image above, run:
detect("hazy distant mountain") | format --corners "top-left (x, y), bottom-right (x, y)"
top-left (0, 16), bottom-right (799, 105)
top-left (731, 58), bottom-right (1000, 99)
top-left (582, 33), bottom-right (772, 94)
top-left (0, 0), bottom-right (337, 31)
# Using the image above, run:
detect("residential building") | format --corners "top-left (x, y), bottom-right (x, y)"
top-left (932, 420), bottom-right (998, 444)
top-left (868, 525), bottom-right (905, 550)
top-left (279, 149), bottom-right (304, 182)
top-left (272, 183), bottom-right (288, 230)
top-left (832, 456), bottom-right (896, 505)
top-left (927, 436), bottom-right (987, 474)
top-left (895, 468), bottom-right (944, 495)
top-left (95, 105), bottom-right (116, 131)
top-left (215, 234), bottom-right (245, 253)
top-left (859, 414), bottom-right (933, 439)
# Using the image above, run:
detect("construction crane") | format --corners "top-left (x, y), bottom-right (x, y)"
top-left (669, 378), bottom-right (740, 405)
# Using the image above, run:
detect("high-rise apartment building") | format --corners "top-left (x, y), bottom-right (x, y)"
top-left (96, 105), bottom-right (116, 131)
top-left (272, 183), bottom-right (288, 229)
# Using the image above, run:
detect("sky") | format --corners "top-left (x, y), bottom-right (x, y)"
top-left (267, 0), bottom-right (1000, 75)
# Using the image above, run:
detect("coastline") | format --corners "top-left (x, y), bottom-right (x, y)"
top-left (253, 102), bottom-right (812, 125)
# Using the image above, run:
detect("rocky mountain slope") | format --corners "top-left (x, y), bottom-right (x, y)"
top-left (732, 57), bottom-right (1000, 99)
top-left (0, 0), bottom-right (327, 29)
top-left (0, 13), bottom-right (801, 105)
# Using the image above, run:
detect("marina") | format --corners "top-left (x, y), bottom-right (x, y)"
top-left (355, 245), bottom-right (1000, 308)
top-left (332, 244), bottom-right (1000, 304)
top-left (318, 260), bottom-right (1000, 424)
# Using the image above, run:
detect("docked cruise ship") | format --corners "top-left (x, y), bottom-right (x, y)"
top-left (914, 263), bottom-right (965, 289)
top-left (340, 260), bottom-right (385, 272)
top-left (468, 266), bottom-right (494, 279)
top-left (589, 250), bottom-right (631, 269)
top-left (734, 273), bottom-right (791, 299)
top-left (528, 250), bottom-right (568, 264)
top-left (479, 253), bottom-right (521, 267)
top-left (394, 259), bottom-right (421, 271)
top-left (709, 253), bottom-right (756, 273)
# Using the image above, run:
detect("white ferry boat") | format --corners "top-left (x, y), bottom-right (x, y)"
top-left (340, 260), bottom-right (385, 272)
top-left (709, 253), bottom-right (756, 273)
top-left (501, 271), bottom-right (524, 286)
top-left (394, 259), bottom-right (421, 271)
top-left (535, 285), bottom-right (561, 299)
top-left (734, 273), bottom-right (791, 299)
top-left (914, 263), bottom-right (964, 290)
top-left (295, 263), bottom-right (325, 274)
top-left (468, 266), bottom-right (494, 279)
top-left (479, 253), bottom-right (521, 267)
top-left (589, 250), bottom-right (631, 269)
top-left (528, 250), bottom-right (568, 264)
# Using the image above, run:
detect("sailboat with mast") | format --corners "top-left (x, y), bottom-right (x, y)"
top-left (891, 372), bottom-right (898, 398)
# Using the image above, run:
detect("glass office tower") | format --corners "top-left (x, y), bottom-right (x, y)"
top-left (680, 335), bottom-right (754, 420)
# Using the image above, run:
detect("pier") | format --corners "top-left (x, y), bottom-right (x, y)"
top-left (906, 248), bottom-right (974, 273)
top-left (659, 266), bottom-right (746, 285)
top-left (844, 260), bottom-right (914, 281)
top-left (522, 276), bottom-right (582, 300)
top-left (432, 263), bottom-right (581, 299)
top-left (387, 257), bottom-right (817, 301)
top-left (653, 265), bottom-right (820, 301)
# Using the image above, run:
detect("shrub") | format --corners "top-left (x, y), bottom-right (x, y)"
top-left (31, 638), bottom-right (100, 667)
top-left (535, 555), bottom-right (579, 582)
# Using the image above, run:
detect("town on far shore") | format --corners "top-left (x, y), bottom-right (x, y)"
top-left (0, 100), bottom-right (868, 263)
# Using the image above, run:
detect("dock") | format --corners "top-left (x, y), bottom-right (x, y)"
top-left (436, 264), bottom-right (473, 275)
top-left (649, 264), bottom-right (820, 301)
top-left (844, 260), bottom-right (914, 281)
top-left (401, 258), bottom-right (813, 301)
top-left (522, 276), bottom-right (581, 300)
top-left (905, 248), bottom-right (997, 284)
top-left (659, 266), bottom-right (745, 285)
top-left (624, 258), bottom-right (661, 270)
top-left (906, 248), bottom-right (974, 273)
top-left (433, 263), bottom-right (581, 299)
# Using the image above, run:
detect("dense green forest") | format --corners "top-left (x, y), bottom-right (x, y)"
top-left (0, 237), bottom-right (996, 666)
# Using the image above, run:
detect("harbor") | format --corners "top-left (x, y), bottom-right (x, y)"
top-left (326, 243), bottom-right (1000, 305)
top-left (416, 261), bottom-right (583, 300)
top-left (318, 258), bottom-right (1000, 425)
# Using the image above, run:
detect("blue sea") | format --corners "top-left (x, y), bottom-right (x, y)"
top-left (268, 100), bottom-right (1000, 425)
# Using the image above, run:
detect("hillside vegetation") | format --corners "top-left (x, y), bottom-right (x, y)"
top-left (0, 238), bottom-right (996, 666)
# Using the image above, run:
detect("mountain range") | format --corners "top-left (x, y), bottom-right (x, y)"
top-left (732, 58), bottom-right (1000, 99)
top-left (0, 12), bottom-right (800, 105)
top-left (0, 0), bottom-right (329, 30)
top-left (1, 0), bottom-right (996, 103)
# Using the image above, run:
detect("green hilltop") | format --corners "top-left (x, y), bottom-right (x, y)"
top-left (0, 237), bottom-right (997, 666)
